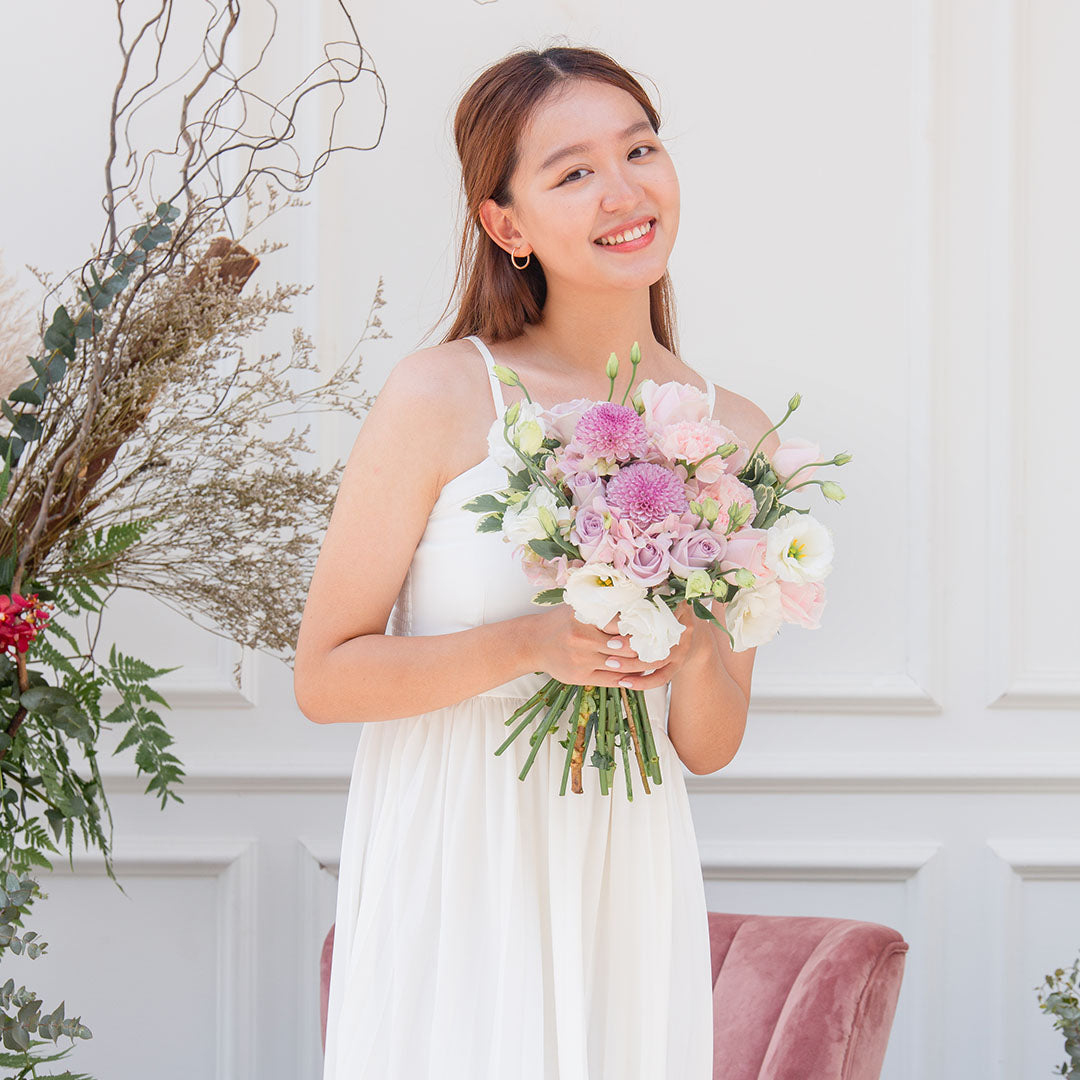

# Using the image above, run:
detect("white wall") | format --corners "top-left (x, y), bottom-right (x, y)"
top-left (0, 0), bottom-right (1076, 1077)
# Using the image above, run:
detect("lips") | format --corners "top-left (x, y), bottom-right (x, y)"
top-left (594, 216), bottom-right (656, 245)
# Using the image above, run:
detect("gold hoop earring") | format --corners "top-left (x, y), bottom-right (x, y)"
top-left (511, 246), bottom-right (531, 270)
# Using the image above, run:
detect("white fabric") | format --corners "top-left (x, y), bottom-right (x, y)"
top-left (321, 336), bottom-right (715, 1079)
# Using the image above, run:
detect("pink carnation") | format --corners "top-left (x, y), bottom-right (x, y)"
top-left (605, 461), bottom-right (690, 529)
top-left (656, 420), bottom-right (726, 476)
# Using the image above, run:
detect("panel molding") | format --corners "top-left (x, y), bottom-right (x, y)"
top-left (55, 837), bottom-right (259, 1080)
top-left (984, 0), bottom-right (1080, 710)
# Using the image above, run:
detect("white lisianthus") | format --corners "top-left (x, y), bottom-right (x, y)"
top-left (486, 402), bottom-right (549, 470)
top-left (502, 486), bottom-right (572, 545)
top-left (563, 563), bottom-right (647, 629)
top-left (725, 580), bottom-right (785, 651)
top-left (763, 513), bottom-right (834, 583)
top-left (616, 595), bottom-right (687, 664)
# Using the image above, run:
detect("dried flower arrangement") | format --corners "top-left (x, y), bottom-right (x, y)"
top-left (0, 1), bottom-right (387, 1066)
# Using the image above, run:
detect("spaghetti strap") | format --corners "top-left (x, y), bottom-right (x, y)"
top-left (464, 335), bottom-right (506, 416)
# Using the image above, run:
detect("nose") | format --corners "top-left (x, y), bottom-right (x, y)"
top-left (599, 162), bottom-right (644, 213)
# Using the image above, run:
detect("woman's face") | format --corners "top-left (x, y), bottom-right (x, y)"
top-left (483, 78), bottom-right (680, 292)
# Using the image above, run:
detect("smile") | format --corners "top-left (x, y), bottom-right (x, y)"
top-left (594, 217), bottom-right (657, 251)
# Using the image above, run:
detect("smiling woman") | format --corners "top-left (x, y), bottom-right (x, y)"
top-left (303, 44), bottom-right (745, 1080)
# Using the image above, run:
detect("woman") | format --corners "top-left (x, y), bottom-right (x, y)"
top-left (296, 44), bottom-right (780, 1080)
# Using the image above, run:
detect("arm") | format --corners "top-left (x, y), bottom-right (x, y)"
top-left (293, 345), bottom-right (538, 725)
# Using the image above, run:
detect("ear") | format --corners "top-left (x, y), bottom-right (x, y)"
top-left (478, 197), bottom-right (530, 258)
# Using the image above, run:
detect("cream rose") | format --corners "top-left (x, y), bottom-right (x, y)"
top-left (616, 595), bottom-right (687, 664)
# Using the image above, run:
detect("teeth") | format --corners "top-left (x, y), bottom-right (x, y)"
top-left (598, 220), bottom-right (652, 245)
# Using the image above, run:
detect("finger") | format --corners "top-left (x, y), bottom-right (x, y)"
top-left (598, 654), bottom-right (653, 674)
top-left (610, 661), bottom-right (675, 690)
top-left (591, 626), bottom-right (639, 659)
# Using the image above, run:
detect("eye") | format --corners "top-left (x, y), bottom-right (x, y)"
top-left (557, 144), bottom-right (656, 186)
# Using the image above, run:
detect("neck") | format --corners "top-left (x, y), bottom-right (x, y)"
top-left (520, 280), bottom-right (663, 374)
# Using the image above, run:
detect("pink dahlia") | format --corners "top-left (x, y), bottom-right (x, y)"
top-left (604, 461), bottom-right (690, 529)
top-left (572, 402), bottom-right (649, 461)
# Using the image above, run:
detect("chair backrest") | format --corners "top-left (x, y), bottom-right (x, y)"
top-left (708, 911), bottom-right (908, 1079)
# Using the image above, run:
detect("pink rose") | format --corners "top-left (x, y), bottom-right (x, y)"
top-left (543, 398), bottom-right (594, 443)
top-left (719, 527), bottom-right (774, 585)
top-left (772, 437), bottom-right (821, 486)
top-left (700, 473), bottom-right (757, 532)
top-left (612, 533), bottom-right (673, 588)
top-left (670, 529), bottom-right (727, 578)
top-left (778, 579), bottom-right (826, 628)
top-left (640, 379), bottom-right (710, 428)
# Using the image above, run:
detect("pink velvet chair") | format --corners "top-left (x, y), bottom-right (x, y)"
top-left (320, 910), bottom-right (907, 1078)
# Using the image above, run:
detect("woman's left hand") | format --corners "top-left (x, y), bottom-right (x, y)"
top-left (611, 600), bottom-right (710, 692)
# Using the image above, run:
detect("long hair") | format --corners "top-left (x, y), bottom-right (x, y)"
top-left (429, 45), bottom-right (680, 356)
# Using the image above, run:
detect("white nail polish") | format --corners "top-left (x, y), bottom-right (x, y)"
top-left (605, 658), bottom-right (620, 669)
top-left (607, 638), bottom-right (622, 648)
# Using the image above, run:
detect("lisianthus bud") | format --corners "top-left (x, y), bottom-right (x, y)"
top-left (505, 400), bottom-right (521, 425)
top-left (537, 505), bottom-right (558, 536)
top-left (734, 567), bottom-right (756, 587)
top-left (833, 451), bottom-right (852, 465)
top-left (515, 419), bottom-right (544, 455)
top-left (821, 480), bottom-right (845, 501)
top-left (700, 497), bottom-right (719, 525)
top-left (493, 364), bottom-right (519, 386)
top-left (730, 501), bottom-right (754, 527)
top-left (685, 569), bottom-right (711, 599)
top-left (788, 393), bottom-right (801, 410)
top-left (688, 499), bottom-right (702, 516)
top-left (629, 341), bottom-right (641, 366)
top-left (606, 352), bottom-right (619, 379)
top-left (711, 578), bottom-right (730, 600)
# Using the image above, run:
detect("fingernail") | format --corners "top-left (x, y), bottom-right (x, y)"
top-left (607, 638), bottom-right (622, 648)
top-left (643, 668), bottom-right (655, 676)
top-left (618, 678), bottom-right (632, 688)
top-left (605, 658), bottom-right (621, 669)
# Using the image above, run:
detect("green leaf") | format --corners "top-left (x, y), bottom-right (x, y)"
top-left (461, 493), bottom-right (506, 513)
top-left (20, 685), bottom-right (81, 712)
top-left (531, 588), bottom-right (565, 605)
top-left (8, 380), bottom-right (45, 406)
top-left (475, 515), bottom-right (503, 533)
top-left (527, 539), bottom-right (565, 560)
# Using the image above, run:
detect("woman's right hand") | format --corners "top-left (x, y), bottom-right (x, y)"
top-left (522, 603), bottom-right (666, 689)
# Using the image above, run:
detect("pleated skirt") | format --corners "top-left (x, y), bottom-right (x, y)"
top-left (320, 673), bottom-right (714, 1080)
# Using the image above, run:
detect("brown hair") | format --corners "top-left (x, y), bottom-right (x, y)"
top-left (429, 45), bottom-right (680, 356)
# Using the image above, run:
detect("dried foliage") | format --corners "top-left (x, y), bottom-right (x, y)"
top-left (0, 0), bottom-right (390, 1067)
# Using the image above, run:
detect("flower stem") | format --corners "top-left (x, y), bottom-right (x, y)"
top-left (616, 695), bottom-right (634, 800)
top-left (630, 690), bottom-right (662, 784)
top-left (619, 685), bottom-right (651, 794)
top-left (559, 685), bottom-right (588, 795)
top-left (520, 681), bottom-right (575, 781)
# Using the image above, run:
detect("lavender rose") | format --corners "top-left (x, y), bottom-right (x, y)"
top-left (669, 528), bottom-right (727, 579)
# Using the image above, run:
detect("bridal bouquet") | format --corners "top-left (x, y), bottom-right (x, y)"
top-left (463, 342), bottom-right (849, 799)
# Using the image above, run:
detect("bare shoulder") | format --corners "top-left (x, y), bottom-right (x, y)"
top-left (361, 337), bottom-right (494, 486)
top-left (711, 383), bottom-right (783, 459)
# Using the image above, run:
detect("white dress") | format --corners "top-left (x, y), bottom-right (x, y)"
top-left (321, 335), bottom-right (716, 1080)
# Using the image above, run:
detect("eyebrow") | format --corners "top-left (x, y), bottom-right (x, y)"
top-left (538, 119), bottom-right (656, 174)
